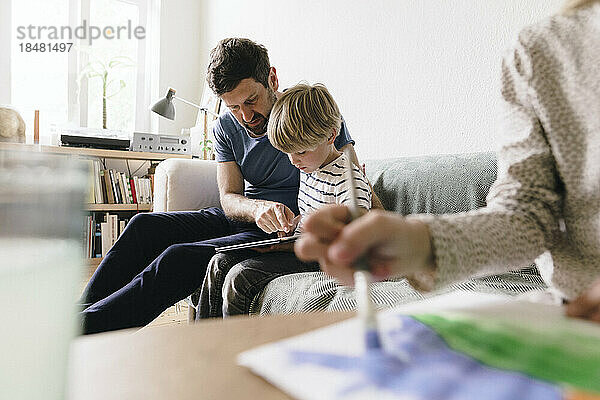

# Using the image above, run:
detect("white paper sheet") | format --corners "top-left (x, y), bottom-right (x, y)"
top-left (238, 291), bottom-right (600, 400)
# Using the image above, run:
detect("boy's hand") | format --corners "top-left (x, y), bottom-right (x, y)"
top-left (254, 201), bottom-right (296, 234)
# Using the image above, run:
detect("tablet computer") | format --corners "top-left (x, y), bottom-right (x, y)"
top-left (214, 234), bottom-right (300, 253)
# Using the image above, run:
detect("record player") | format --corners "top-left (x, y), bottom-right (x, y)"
top-left (60, 134), bottom-right (130, 151)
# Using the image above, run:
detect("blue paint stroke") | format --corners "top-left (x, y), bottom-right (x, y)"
top-left (365, 328), bottom-right (381, 350)
top-left (288, 316), bottom-right (562, 400)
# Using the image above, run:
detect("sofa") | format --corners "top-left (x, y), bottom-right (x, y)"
top-left (154, 152), bottom-right (547, 320)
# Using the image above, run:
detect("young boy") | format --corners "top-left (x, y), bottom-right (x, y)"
top-left (199, 83), bottom-right (373, 318)
top-left (267, 83), bottom-right (372, 234)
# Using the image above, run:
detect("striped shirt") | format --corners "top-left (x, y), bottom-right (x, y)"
top-left (297, 153), bottom-right (372, 232)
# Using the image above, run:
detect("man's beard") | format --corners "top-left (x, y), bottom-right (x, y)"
top-left (243, 112), bottom-right (268, 136)
top-left (243, 88), bottom-right (277, 136)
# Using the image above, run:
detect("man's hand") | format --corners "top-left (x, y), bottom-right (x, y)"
top-left (566, 279), bottom-right (600, 323)
top-left (294, 205), bottom-right (435, 286)
top-left (219, 162), bottom-right (296, 230)
top-left (254, 215), bottom-right (301, 253)
top-left (254, 201), bottom-right (296, 234)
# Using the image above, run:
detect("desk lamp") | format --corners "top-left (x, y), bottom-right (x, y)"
top-left (150, 88), bottom-right (220, 120)
top-left (150, 88), bottom-right (220, 158)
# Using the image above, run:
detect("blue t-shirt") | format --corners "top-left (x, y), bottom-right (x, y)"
top-left (213, 112), bottom-right (354, 215)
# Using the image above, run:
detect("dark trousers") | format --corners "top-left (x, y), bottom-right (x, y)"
top-left (79, 207), bottom-right (271, 334)
top-left (198, 252), bottom-right (319, 318)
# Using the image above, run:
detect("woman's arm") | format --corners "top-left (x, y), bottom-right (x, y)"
top-left (414, 33), bottom-right (563, 288)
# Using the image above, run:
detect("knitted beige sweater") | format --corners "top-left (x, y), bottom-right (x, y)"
top-left (414, 4), bottom-right (600, 299)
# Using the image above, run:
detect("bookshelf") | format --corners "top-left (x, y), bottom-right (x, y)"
top-left (0, 142), bottom-right (191, 161)
top-left (85, 203), bottom-right (153, 212)
top-left (0, 142), bottom-right (191, 264)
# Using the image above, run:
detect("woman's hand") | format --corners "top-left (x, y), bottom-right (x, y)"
top-left (294, 205), bottom-right (436, 286)
top-left (566, 279), bottom-right (600, 323)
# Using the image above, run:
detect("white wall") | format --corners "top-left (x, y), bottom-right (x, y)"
top-left (200, 0), bottom-right (563, 159)
top-left (157, 0), bottom-right (205, 134)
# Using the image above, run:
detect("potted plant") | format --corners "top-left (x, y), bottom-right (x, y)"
top-left (80, 55), bottom-right (135, 129)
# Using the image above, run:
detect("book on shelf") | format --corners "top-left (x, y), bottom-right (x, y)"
top-left (117, 172), bottom-right (126, 204)
top-left (84, 215), bottom-right (91, 259)
top-left (86, 212), bottom-right (131, 259)
top-left (83, 214), bottom-right (105, 259)
top-left (129, 177), bottom-right (137, 204)
top-left (119, 173), bottom-right (128, 204)
top-left (109, 169), bottom-right (121, 204)
top-left (138, 177), bottom-right (146, 204)
top-left (110, 214), bottom-right (118, 247)
top-left (98, 169), bottom-right (107, 203)
top-left (93, 160), bottom-right (104, 204)
top-left (102, 169), bottom-right (115, 204)
top-left (123, 173), bottom-right (134, 204)
top-left (100, 221), bottom-right (111, 257)
top-left (86, 164), bottom-right (153, 205)
top-left (134, 175), bottom-right (143, 204)
top-left (94, 221), bottom-right (102, 258)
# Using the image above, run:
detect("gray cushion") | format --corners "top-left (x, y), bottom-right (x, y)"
top-left (364, 152), bottom-right (497, 214)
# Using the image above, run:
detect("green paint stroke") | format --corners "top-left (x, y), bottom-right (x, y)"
top-left (414, 314), bottom-right (600, 394)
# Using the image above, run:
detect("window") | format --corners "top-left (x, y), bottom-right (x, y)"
top-left (10, 0), bottom-right (70, 143)
top-left (8, 0), bottom-right (159, 143)
top-left (82, 0), bottom-right (141, 132)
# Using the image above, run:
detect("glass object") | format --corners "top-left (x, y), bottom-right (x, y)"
top-left (0, 150), bottom-right (87, 400)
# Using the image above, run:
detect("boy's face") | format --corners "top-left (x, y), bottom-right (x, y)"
top-left (220, 69), bottom-right (278, 137)
top-left (287, 133), bottom-right (337, 173)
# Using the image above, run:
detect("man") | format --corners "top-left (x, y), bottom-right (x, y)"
top-left (80, 38), bottom-right (378, 333)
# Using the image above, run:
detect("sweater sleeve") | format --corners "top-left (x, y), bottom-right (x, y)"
top-left (409, 33), bottom-right (564, 289)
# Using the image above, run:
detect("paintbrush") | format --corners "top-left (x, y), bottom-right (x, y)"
top-left (343, 148), bottom-right (382, 351)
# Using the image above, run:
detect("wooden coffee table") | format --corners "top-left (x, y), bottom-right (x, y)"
top-left (67, 312), bottom-right (352, 400)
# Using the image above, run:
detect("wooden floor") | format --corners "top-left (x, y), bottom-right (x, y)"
top-left (82, 263), bottom-right (190, 329)
top-left (148, 300), bottom-right (189, 327)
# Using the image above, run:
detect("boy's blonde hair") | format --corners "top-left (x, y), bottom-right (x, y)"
top-left (267, 83), bottom-right (341, 153)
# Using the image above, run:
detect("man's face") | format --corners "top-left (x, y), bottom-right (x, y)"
top-left (220, 77), bottom-right (277, 136)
